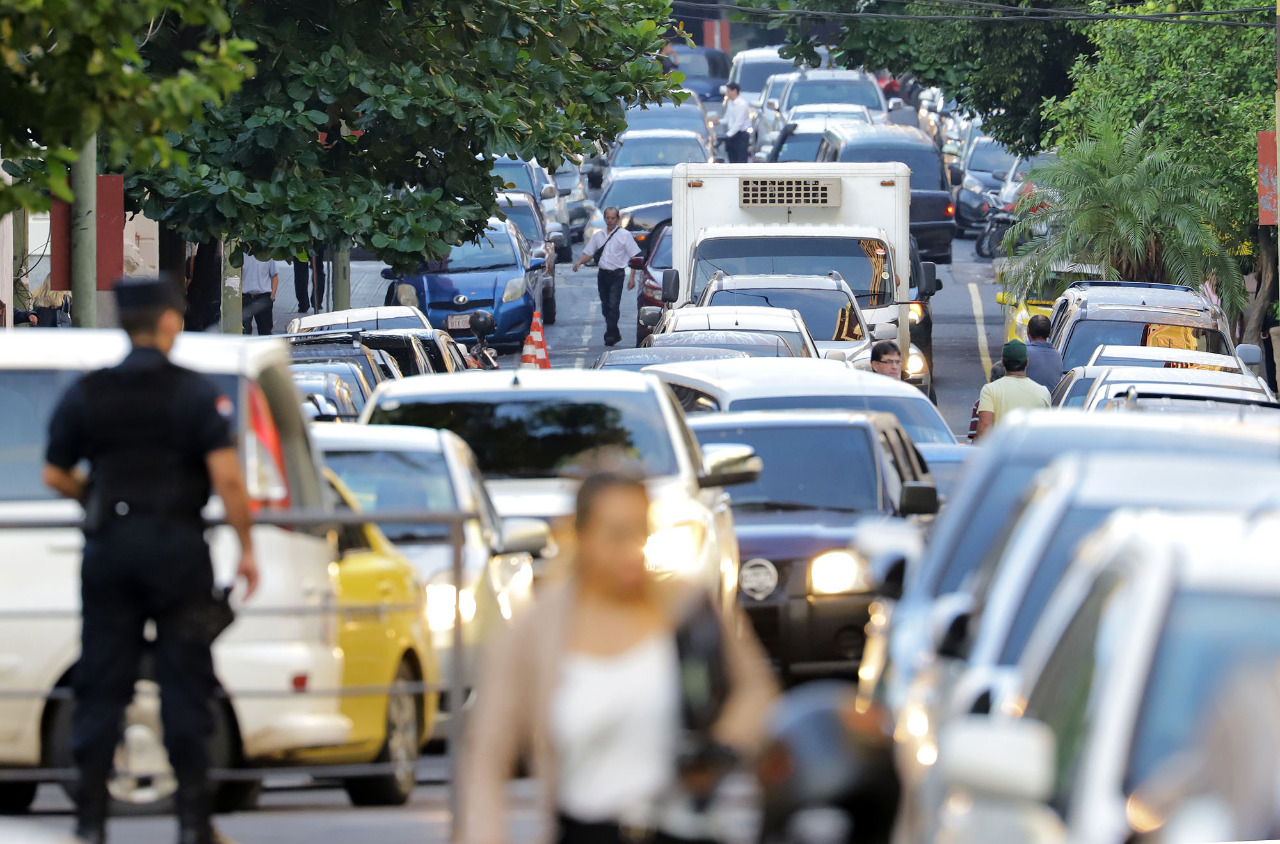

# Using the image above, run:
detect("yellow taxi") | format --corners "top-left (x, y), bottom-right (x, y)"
top-left (994, 261), bottom-right (1102, 342)
top-left (292, 472), bottom-right (437, 806)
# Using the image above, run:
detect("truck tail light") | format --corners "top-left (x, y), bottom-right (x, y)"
top-left (246, 383), bottom-right (291, 514)
top-left (945, 204), bottom-right (955, 218)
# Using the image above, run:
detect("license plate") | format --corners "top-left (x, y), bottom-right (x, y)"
top-left (446, 314), bottom-right (473, 330)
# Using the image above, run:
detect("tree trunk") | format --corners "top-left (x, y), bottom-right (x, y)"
top-left (1242, 229), bottom-right (1276, 348)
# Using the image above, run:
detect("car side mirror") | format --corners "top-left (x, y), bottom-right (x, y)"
top-left (888, 97), bottom-right (905, 111)
top-left (548, 231), bottom-right (565, 246)
top-left (639, 306), bottom-right (663, 328)
top-left (499, 517), bottom-right (550, 555)
top-left (931, 593), bottom-right (973, 660)
top-left (528, 257), bottom-right (546, 272)
top-left (661, 269), bottom-right (681, 304)
top-left (872, 323), bottom-right (898, 341)
top-left (381, 267), bottom-right (396, 280)
top-left (628, 255), bottom-right (646, 270)
top-left (940, 717), bottom-right (1057, 804)
top-left (766, 98), bottom-right (779, 112)
top-left (698, 443), bottom-right (763, 488)
top-left (1237, 343), bottom-right (1263, 368)
top-left (918, 262), bottom-right (938, 297)
top-left (900, 480), bottom-right (939, 516)
top-left (540, 184), bottom-right (557, 200)
top-left (948, 163), bottom-right (964, 186)
top-left (558, 187), bottom-right (571, 197)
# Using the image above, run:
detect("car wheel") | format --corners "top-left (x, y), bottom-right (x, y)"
top-left (50, 679), bottom-right (238, 816)
top-left (542, 289), bottom-right (557, 325)
top-left (0, 781), bottom-right (37, 814)
top-left (344, 660), bottom-right (421, 807)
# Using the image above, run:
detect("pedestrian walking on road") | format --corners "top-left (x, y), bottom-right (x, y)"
top-left (974, 339), bottom-right (1051, 439)
top-left (574, 208), bottom-right (640, 347)
top-left (462, 467), bottom-right (777, 844)
top-left (721, 83), bottom-right (751, 164)
top-left (1024, 314), bottom-right (1064, 390)
top-left (240, 253), bottom-right (279, 335)
top-left (43, 276), bottom-right (259, 844)
top-left (293, 244), bottom-right (327, 314)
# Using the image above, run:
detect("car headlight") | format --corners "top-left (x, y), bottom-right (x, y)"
top-left (908, 303), bottom-right (924, 323)
top-left (810, 550), bottom-right (874, 595)
top-left (425, 581), bottom-right (477, 632)
top-left (907, 353), bottom-right (927, 376)
top-left (619, 214), bottom-right (632, 229)
top-left (644, 521), bottom-right (706, 575)
top-left (502, 277), bottom-right (526, 303)
top-left (962, 174), bottom-right (984, 195)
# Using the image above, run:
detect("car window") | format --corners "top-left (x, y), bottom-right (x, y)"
top-left (649, 229), bottom-right (674, 270)
top-left (0, 369), bottom-right (84, 501)
top-left (444, 338), bottom-right (468, 372)
top-left (500, 204), bottom-right (542, 242)
top-left (668, 384), bottom-right (722, 413)
top-left (695, 423), bottom-right (881, 513)
top-left (707, 287), bottom-right (864, 342)
top-left (726, 394), bottom-right (953, 445)
top-left (257, 363), bottom-right (326, 510)
top-left (878, 431), bottom-right (904, 508)
top-left (330, 481), bottom-right (374, 554)
top-left (1062, 321), bottom-right (1229, 370)
top-left (290, 362), bottom-right (370, 408)
top-left (967, 140), bottom-right (1017, 175)
top-left (837, 145), bottom-right (948, 192)
top-left (492, 161), bottom-right (536, 195)
top-left (774, 132), bottom-right (823, 162)
top-left (434, 226), bottom-right (518, 272)
top-left (784, 78), bottom-right (882, 111)
top-left (325, 448), bottom-right (458, 541)
top-left (458, 447), bottom-right (501, 538)
top-left (1023, 568), bottom-right (1133, 816)
top-left (601, 177), bottom-right (674, 210)
top-left (1062, 377), bottom-right (1095, 408)
top-left (737, 60), bottom-right (801, 93)
top-left (691, 236), bottom-right (894, 307)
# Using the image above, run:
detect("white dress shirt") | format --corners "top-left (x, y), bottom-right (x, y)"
top-left (722, 96), bottom-right (751, 137)
top-left (241, 256), bottom-right (279, 295)
top-left (583, 225), bottom-right (641, 272)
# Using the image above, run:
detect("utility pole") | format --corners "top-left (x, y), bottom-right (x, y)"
top-left (69, 133), bottom-right (97, 327)
top-left (12, 207), bottom-right (27, 287)
top-left (221, 239), bottom-right (242, 334)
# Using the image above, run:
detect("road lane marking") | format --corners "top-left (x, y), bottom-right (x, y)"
top-left (968, 283), bottom-right (993, 381)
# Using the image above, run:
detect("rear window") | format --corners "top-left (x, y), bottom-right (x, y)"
top-left (0, 370), bottom-right (82, 501)
top-left (838, 145), bottom-right (947, 191)
top-left (727, 394), bottom-right (954, 445)
top-left (774, 132), bottom-right (824, 163)
top-left (1063, 321), bottom-right (1229, 370)
top-left (325, 449), bottom-right (457, 541)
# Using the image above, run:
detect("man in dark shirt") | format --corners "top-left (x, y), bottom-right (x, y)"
top-left (1024, 314), bottom-right (1065, 390)
top-left (43, 276), bottom-right (258, 844)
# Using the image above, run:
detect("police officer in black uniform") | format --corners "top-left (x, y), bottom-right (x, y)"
top-left (43, 276), bottom-right (259, 844)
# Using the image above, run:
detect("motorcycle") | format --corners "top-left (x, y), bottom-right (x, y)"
top-left (975, 191), bottom-right (1013, 259)
top-left (466, 311), bottom-right (502, 370)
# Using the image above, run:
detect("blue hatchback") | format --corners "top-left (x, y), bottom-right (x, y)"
top-left (387, 219), bottom-right (544, 353)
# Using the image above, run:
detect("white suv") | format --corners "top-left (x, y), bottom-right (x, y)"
top-left (0, 331), bottom-right (346, 814)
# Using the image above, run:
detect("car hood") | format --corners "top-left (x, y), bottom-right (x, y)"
top-left (487, 475), bottom-right (692, 522)
top-left (731, 509), bottom-right (863, 561)
top-left (413, 269), bottom-right (518, 301)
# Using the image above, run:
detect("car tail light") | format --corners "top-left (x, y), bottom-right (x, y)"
top-left (245, 383), bottom-right (291, 513)
top-left (944, 204), bottom-right (954, 218)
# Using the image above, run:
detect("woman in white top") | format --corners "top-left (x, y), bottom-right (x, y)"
top-left (461, 470), bottom-right (778, 844)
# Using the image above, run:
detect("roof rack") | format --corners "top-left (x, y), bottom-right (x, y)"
top-left (1066, 281), bottom-right (1197, 294)
top-left (284, 329), bottom-right (366, 348)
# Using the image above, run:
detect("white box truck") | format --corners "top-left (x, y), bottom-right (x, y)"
top-left (657, 162), bottom-right (927, 360)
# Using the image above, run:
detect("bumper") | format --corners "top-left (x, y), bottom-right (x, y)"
top-left (742, 589), bottom-right (875, 679)
top-left (910, 221), bottom-right (956, 258)
top-left (428, 299), bottom-right (535, 350)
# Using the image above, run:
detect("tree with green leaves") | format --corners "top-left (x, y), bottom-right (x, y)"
top-left (0, 1), bottom-right (251, 216)
top-left (127, 0), bottom-right (679, 270)
top-left (1002, 111), bottom-right (1245, 316)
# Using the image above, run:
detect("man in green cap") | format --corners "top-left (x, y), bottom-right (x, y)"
top-left (974, 339), bottom-right (1051, 439)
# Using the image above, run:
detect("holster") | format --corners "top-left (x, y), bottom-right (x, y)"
top-left (173, 586), bottom-right (236, 646)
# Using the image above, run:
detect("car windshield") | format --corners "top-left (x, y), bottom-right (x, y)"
top-left (792, 108), bottom-right (871, 123)
top-left (691, 237), bottom-right (893, 306)
top-left (324, 449), bottom-right (457, 542)
top-left (290, 363), bottom-right (369, 407)
top-left (366, 392), bottom-right (679, 479)
top-left (1126, 591), bottom-right (1280, 792)
top-left (693, 424), bottom-right (880, 513)
top-left (601, 177), bottom-right (673, 211)
top-left (1063, 321), bottom-right (1229, 370)
top-left (625, 105), bottom-right (706, 134)
top-left (728, 394), bottom-right (953, 445)
top-left (968, 140), bottom-right (1017, 174)
top-left (554, 162), bottom-right (581, 188)
top-left (434, 228), bottom-right (519, 272)
top-left (492, 161), bottom-right (536, 195)
top-left (786, 79), bottom-right (882, 110)
top-left (500, 204), bottom-right (542, 242)
top-left (738, 60), bottom-right (802, 93)
top-left (838, 145), bottom-right (947, 191)
top-left (331, 316), bottom-right (423, 331)
top-left (1012, 152), bottom-right (1057, 183)
top-left (673, 52), bottom-right (727, 78)
top-left (707, 288), bottom-right (864, 341)
top-left (774, 132), bottom-right (823, 162)
top-left (1061, 377), bottom-right (1095, 408)
top-left (1093, 355), bottom-right (1236, 373)
top-left (613, 137), bottom-right (706, 167)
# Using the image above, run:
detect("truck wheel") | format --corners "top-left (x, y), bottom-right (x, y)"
top-left (542, 289), bottom-right (557, 325)
top-left (0, 782), bottom-right (37, 814)
top-left (344, 660), bottom-right (421, 807)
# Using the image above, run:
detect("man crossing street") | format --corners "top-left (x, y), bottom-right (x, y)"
top-left (721, 83), bottom-right (751, 163)
top-left (573, 206), bottom-right (640, 347)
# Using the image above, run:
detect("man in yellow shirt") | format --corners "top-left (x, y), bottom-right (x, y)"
top-left (974, 340), bottom-right (1051, 439)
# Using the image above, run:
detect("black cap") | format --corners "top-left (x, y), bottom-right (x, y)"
top-left (113, 275), bottom-right (186, 314)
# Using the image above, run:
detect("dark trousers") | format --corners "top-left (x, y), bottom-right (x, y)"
top-left (558, 815), bottom-right (717, 844)
top-left (73, 520), bottom-right (218, 775)
top-left (242, 292), bottom-right (273, 335)
top-left (597, 268), bottom-right (626, 341)
top-left (293, 252), bottom-right (327, 312)
top-left (726, 131), bottom-right (749, 163)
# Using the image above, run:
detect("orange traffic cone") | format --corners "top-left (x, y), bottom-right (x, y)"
top-left (530, 311), bottom-right (551, 369)
top-left (519, 332), bottom-right (539, 368)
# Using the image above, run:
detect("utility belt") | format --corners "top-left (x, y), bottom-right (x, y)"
top-left (83, 486), bottom-right (205, 535)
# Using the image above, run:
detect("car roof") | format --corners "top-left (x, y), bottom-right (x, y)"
top-left (1057, 452), bottom-right (1280, 509)
top-left (786, 117), bottom-right (871, 134)
top-left (1062, 281), bottom-right (1214, 308)
top-left (986, 408), bottom-right (1280, 456)
top-left (789, 68), bottom-right (876, 81)
top-left (599, 347), bottom-right (749, 366)
top-left (686, 409), bottom-right (884, 430)
top-left (372, 368), bottom-right (660, 401)
top-left (648, 331), bottom-right (798, 349)
top-left (1091, 366), bottom-right (1266, 393)
top-left (309, 422), bottom-right (449, 452)
top-left (644, 357), bottom-right (925, 400)
top-left (695, 223), bottom-right (892, 242)
top-left (791, 103), bottom-right (873, 115)
top-left (1088, 345), bottom-right (1241, 368)
top-left (293, 306), bottom-right (427, 331)
top-left (823, 123), bottom-right (935, 147)
top-left (618, 129), bottom-right (706, 141)
top-left (0, 330), bottom-right (288, 376)
top-left (667, 306), bottom-right (806, 330)
top-left (704, 273), bottom-right (846, 292)
top-left (604, 166), bottom-right (676, 182)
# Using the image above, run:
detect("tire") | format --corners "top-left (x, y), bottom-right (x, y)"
top-left (975, 226), bottom-right (994, 259)
top-left (50, 678), bottom-right (238, 816)
top-left (0, 782), bottom-right (37, 815)
top-left (343, 660), bottom-right (421, 807)
top-left (542, 288), bottom-right (557, 325)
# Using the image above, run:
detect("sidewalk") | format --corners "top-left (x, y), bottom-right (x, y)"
top-left (268, 261), bottom-right (393, 334)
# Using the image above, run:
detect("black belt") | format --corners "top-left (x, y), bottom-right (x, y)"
top-left (599, 267), bottom-right (626, 275)
top-left (557, 814), bottom-right (716, 844)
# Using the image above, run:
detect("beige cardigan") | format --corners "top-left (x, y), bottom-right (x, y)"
top-left (458, 580), bottom-right (779, 844)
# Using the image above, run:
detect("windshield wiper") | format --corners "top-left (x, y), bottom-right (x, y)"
top-left (455, 263), bottom-right (518, 272)
top-left (734, 500), bottom-right (861, 514)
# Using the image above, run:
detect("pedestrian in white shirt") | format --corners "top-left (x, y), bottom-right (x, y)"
top-left (240, 254), bottom-right (279, 335)
top-left (573, 207), bottom-right (641, 347)
top-left (721, 84), bottom-right (751, 163)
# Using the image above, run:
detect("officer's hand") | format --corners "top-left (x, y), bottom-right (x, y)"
top-left (237, 550), bottom-right (260, 599)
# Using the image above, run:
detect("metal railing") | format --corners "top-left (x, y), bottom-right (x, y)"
top-left (0, 507), bottom-right (478, 830)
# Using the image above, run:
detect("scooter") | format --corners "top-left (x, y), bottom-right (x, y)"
top-left (466, 311), bottom-right (502, 370)
top-left (975, 191), bottom-right (1014, 259)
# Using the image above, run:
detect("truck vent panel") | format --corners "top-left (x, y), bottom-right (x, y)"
top-left (739, 178), bottom-right (842, 207)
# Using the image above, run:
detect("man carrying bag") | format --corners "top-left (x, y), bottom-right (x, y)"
top-left (574, 206), bottom-right (641, 347)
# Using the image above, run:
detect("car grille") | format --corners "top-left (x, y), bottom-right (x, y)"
top-left (431, 298), bottom-right (495, 312)
top-left (746, 605), bottom-right (782, 657)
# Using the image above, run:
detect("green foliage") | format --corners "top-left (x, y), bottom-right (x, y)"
top-left (1043, 0), bottom-right (1274, 257)
top-left (0, 0), bottom-right (251, 216)
top-left (127, 0), bottom-right (679, 269)
top-left (1003, 110), bottom-right (1245, 315)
